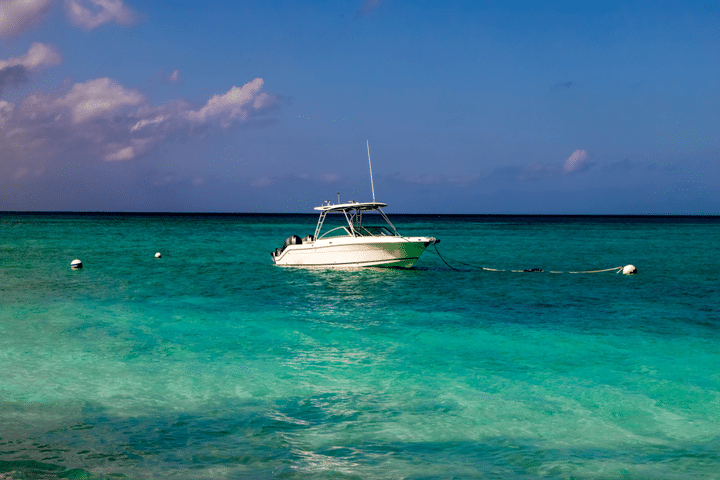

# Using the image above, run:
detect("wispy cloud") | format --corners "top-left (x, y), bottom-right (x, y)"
top-left (517, 162), bottom-right (560, 180)
top-left (104, 138), bottom-right (154, 161)
top-left (0, 0), bottom-right (52, 37)
top-left (357, 0), bottom-right (382, 16)
top-left (158, 69), bottom-right (183, 85)
top-left (64, 0), bottom-right (136, 29)
top-left (0, 100), bottom-right (13, 126)
top-left (389, 172), bottom-right (481, 187)
top-left (602, 158), bottom-right (635, 173)
top-left (489, 149), bottom-right (595, 180)
top-left (251, 176), bottom-right (273, 187)
top-left (318, 173), bottom-right (342, 183)
top-left (563, 149), bottom-right (591, 173)
top-left (250, 173), bottom-right (347, 188)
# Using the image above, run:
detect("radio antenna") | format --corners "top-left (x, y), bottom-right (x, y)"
top-left (367, 140), bottom-right (376, 202)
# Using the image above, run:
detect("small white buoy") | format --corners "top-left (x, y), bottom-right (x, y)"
top-left (70, 259), bottom-right (82, 269)
top-left (622, 264), bottom-right (637, 275)
top-left (155, 252), bottom-right (162, 258)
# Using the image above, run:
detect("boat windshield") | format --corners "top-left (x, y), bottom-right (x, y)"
top-left (353, 226), bottom-right (395, 237)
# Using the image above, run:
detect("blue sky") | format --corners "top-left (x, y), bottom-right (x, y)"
top-left (1, 0), bottom-right (718, 213)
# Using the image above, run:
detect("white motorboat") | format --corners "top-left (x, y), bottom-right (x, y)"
top-left (272, 142), bottom-right (439, 268)
top-left (271, 200), bottom-right (439, 268)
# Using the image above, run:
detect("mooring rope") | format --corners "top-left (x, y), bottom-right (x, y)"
top-left (432, 244), bottom-right (624, 274)
top-left (433, 243), bottom-right (459, 270)
top-left (564, 266), bottom-right (624, 274)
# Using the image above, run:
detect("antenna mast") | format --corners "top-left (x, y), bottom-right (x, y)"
top-left (367, 140), bottom-right (376, 202)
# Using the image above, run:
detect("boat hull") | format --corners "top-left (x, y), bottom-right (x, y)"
top-left (273, 237), bottom-right (435, 268)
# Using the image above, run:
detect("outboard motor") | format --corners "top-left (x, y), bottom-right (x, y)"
top-left (284, 235), bottom-right (302, 248)
top-left (272, 236), bottom-right (302, 263)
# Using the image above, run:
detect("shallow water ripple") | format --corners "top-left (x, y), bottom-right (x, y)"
top-left (1, 214), bottom-right (719, 479)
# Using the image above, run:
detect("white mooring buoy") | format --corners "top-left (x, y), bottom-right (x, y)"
top-left (622, 264), bottom-right (637, 275)
top-left (70, 259), bottom-right (82, 269)
top-left (155, 252), bottom-right (162, 258)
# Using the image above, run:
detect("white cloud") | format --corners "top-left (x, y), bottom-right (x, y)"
top-left (563, 149), bottom-right (589, 173)
top-left (0, 42), bottom-right (61, 71)
top-left (187, 78), bottom-right (267, 127)
top-left (130, 114), bottom-right (166, 132)
top-left (104, 138), bottom-right (153, 161)
top-left (64, 0), bottom-right (136, 29)
top-left (22, 42), bottom-right (62, 69)
top-left (54, 77), bottom-right (144, 123)
top-left (0, 0), bottom-right (52, 37)
top-left (3, 76), bottom-right (276, 166)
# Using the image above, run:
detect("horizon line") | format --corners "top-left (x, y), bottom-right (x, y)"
top-left (1, 211), bottom-right (719, 218)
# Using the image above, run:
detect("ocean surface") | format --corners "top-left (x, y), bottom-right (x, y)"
top-left (1, 213), bottom-right (719, 480)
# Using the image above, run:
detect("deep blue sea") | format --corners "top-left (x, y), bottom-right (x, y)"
top-left (1, 213), bottom-right (719, 480)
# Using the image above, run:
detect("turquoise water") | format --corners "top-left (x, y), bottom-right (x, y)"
top-left (1, 213), bottom-right (719, 479)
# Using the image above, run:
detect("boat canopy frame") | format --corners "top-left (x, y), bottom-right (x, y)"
top-left (313, 201), bottom-right (400, 240)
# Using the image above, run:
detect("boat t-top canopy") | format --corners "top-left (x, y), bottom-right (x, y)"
top-left (312, 201), bottom-right (398, 239)
top-left (314, 201), bottom-right (387, 212)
